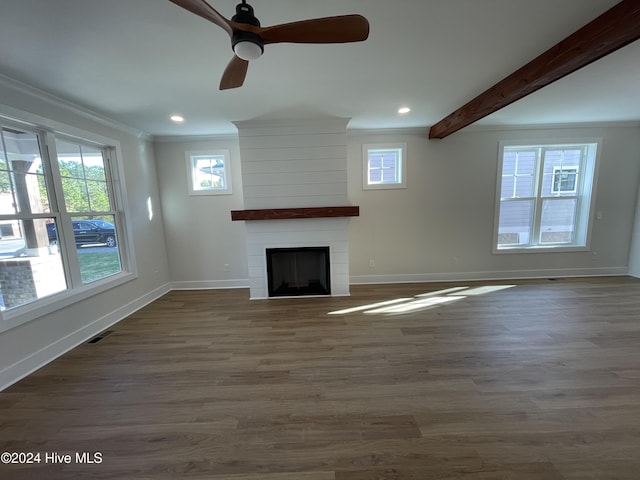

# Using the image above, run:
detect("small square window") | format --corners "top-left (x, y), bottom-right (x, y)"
top-left (551, 166), bottom-right (578, 194)
top-left (186, 150), bottom-right (232, 195)
top-left (363, 143), bottom-right (407, 190)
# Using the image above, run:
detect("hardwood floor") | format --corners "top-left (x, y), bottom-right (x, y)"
top-left (2, 276), bottom-right (640, 479)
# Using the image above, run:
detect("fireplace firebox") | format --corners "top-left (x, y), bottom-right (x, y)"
top-left (266, 247), bottom-right (331, 297)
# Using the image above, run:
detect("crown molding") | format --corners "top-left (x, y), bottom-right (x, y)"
top-left (153, 133), bottom-right (240, 143)
top-left (0, 74), bottom-right (151, 141)
top-left (462, 120), bottom-right (640, 133)
top-left (347, 126), bottom-right (426, 136)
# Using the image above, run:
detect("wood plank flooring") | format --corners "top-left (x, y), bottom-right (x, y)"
top-left (1, 276), bottom-right (640, 479)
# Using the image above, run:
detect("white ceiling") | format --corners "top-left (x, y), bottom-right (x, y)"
top-left (1, 0), bottom-right (638, 137)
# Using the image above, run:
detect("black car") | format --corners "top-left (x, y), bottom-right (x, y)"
top-left (47, 220), bottom-right (117, 247)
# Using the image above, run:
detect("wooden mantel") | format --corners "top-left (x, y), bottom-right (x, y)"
top-left (231, 206), bottom-right (359, 221)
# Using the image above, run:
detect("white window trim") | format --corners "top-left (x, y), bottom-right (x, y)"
top-left (186, 149), bottom-right (232, 196)
top-left (492, 139), bottom-right (601, 254)
top-left (363, 143), bottom-right (407, 190)
top-left (0, 108), bottom-right (137, 334)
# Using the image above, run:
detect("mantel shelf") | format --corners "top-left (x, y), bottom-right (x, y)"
top-left (231, 206), bottom-right (359, 221)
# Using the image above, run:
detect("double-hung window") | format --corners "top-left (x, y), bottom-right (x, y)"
top-left (494, 141), bottom-right (599, 252)
top-left (0, 116), bottom-right (130, 330)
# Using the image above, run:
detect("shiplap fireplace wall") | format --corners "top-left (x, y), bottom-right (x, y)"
top-left (233, 118), bottom-right (354, 299)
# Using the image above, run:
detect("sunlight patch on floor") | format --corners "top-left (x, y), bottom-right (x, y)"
top-left (328, 284), bottom-right (516, 316)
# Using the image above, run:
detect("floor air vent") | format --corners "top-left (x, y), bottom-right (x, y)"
top-left (88, 330), bottom-right (114, 344)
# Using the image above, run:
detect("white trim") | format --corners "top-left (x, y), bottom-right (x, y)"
top-left (348, 122), bottom-right (640, 138)
top-left (463, 120), bottom-right (640, 133)
top-left (0, 74), bottom-right (150, 140)
top-left (348, 127), bottom-right (425, 136)
top-left (350, 267), bottom-right (628, 285)
top-left (153, 133), bottom-right (239, 143)
top-left (171, 279), bottom-right (249, 290)
top-left (1, 272), bottom-right (138, 333)
top-left (0, 283), bottom-right (171, 391)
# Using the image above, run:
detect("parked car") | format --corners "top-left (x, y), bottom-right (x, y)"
top-left (47, 220), bottom-right (117, 247)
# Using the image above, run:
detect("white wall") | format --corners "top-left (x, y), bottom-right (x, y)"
top-left (154, 137), bottom-right (248, 289)
top-left (628, 130), bottom-right (640, 277)
top-left (0, 79), bottom-right (171, 389)
top-left (153, 122), bottom-right (640, 289)
top-left (347, 125), bottom-right (640, 283)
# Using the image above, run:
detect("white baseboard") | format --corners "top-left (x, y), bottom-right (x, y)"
top-left (171, 279), bottom-right (250, 290)
top-left (0, 283), bottom-right (171, 391)
top-left (350, 267), bottom-right (629, 285)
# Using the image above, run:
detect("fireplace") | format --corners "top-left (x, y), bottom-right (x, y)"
top-left (266, 247), bottom-right (330, 297)
top-left (233, 117), bottom-right (354, 299)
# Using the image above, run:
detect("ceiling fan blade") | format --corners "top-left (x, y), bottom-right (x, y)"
top-left (168, 0), bottom-right (233, 36)
top-left (219, 56), bottom-right (249, 90)
top-left (259, 15), bottom-right (369, 45)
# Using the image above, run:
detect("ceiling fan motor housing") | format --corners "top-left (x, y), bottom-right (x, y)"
top-left (232, 2), bottom-right (260, 27)
top-left (231, 2), bottom-right (264, 58)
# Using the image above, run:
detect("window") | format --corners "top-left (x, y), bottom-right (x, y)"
top-left (551, 166), bottom-right (578, 194)
top-left (363, 143), bottom-right (407, 189)
top-left (0, 116), bottom-right (131, 329)
top-left (186, 150), bottom-right (232, 195)
top-left (494, 141), bottom-right (599, 252)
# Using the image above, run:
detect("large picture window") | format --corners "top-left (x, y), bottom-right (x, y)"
top-left (0, 118), bottom-right (129, 327)
top-left (494, 141), bottom-right (599, 252)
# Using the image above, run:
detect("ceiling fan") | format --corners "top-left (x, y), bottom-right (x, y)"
top-left (168, 0), bottom-right (370, 90)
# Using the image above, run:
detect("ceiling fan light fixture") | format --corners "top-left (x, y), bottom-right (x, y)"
top-left (233, 40), bottom-right (263, 61)
top-left (232, 30), bottom-right (264, 61)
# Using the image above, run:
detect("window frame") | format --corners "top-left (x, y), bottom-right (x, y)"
top-left (492, 139), bottom-right (600, 254)
top-left (0, 109), bottom-right (136, 333)
top-left (362, 143), bottom-right (407, 190)
top-left (185, 149), bottom-right (232, 196)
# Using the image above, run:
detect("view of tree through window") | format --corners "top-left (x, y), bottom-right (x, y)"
top-left (0, 123), bottom-right (125, 315)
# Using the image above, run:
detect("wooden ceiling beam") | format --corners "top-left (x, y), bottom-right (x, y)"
top-left (428, 0), bottom-right (640, 139)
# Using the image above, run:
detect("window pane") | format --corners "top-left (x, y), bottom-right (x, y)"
top-left (61, 176), bottom-right (90, 212)
top-left (86, 180), bottom-right (110, 211)
top-left (71, 215), bottom-right (122, 284)
top-left (81, 145), bottom-right (106, 182)
top-left (57, 140), bottom-right (111, 213)
top-left (501, 150), bottom-right (536, 199)
top-left (0, 218), bottom-right (66, 311)
top-left (497, 200), bottom-right (533, 247)
top-left (539, 198), bottom-right (577, 244)
top-left (368, 149), bottom-right (401, 185)
top-left (193, 156), bottom-right (227, 190)
top-left (542, 149), bottom-right (582, 197)
top-left (1, 128), bottom-right (51, 215)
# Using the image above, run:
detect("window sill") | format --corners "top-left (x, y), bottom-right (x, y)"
top-left (493, 245), bottom-right (589, 254)
top-left (0, 271), bottom-right (138, 334)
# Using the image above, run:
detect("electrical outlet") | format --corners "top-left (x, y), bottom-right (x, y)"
top-left (224, 264), bottom-right (230, 272)
top-left (369, 259), bottom-right (375, 268)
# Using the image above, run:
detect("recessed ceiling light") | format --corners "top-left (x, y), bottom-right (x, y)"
top-left (170, 115), bottom-right (185, 123)
top-left (398, 107), bottom-right (411, 115)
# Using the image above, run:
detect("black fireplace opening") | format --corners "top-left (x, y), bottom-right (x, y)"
top-left (266, 247), bottom-right (331, 297)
